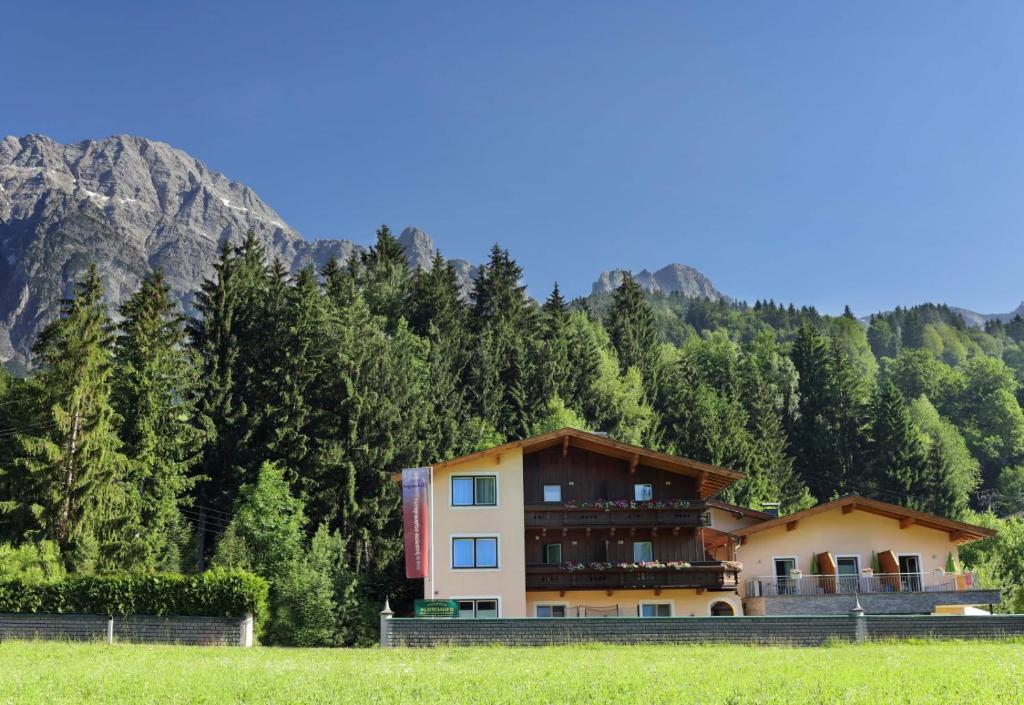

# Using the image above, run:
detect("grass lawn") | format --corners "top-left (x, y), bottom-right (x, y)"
top-left (0, 640), bottom-right (1022, 704)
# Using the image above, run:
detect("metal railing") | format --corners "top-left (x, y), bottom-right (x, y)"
top-left (745, 571), bottom-right (978, 597)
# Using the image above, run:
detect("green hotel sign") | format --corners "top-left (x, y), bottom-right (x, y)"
top-left (415, 599), bottom-right (460, 618)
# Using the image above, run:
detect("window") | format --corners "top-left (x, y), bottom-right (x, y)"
top-left (536, 605), bottom-right (567, 618)
top-left (452, 475), bottom-right (497, 506)
top-left (543, 484), bottom-right (562, 502)
top-left (456, 599), bottom-right (499, 619)
top-left (640, 603), bottom-right (671, 617)
top-left (634, 483), bottom-right (653, 501)
top-left (633, 541), bottom-right (653, 563)
top-left (452, 537), bottom-right (498, 569)
top-left (544, 543), bottom-right (562, 564)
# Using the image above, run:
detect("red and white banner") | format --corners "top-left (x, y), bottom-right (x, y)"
top-left (402, 467), bottom-right (431, 579)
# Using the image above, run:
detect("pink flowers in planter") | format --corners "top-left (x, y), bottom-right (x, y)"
top-left (559, 560), bottom-right (692, 572)
top-left (560, 499), bottom-right (693, 511)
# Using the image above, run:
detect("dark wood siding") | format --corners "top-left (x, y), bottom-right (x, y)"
top-left (525, 528), bottom-right (705, 564)
top-left (523, 446), bottom-right (700, 503)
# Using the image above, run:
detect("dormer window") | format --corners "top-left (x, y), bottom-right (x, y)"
top-left (634, 483), bottom-right (653, 501)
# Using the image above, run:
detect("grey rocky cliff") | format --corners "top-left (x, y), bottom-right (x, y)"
top-left (0, 134), bottom-right (474, 368)
top-left (591, 263), bottom-right (724, 300)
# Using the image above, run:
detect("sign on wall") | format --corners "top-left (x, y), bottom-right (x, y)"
top-left (402, 467), bottom-right (431, 579)
top-left (414, 599), bottom-right (460, 618)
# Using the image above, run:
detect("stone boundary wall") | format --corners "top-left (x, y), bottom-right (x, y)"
top-left (0, 612), bottom-right (254, 646)
top-left (383, 614), bottom-right (1024, 648)
top-left (743, 589), bottom-right (1003, 616)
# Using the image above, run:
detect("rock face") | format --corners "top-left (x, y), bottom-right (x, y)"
top-left (949, 303), bottom-right (1024, 329)
top-left (0, 134), bottom-right (474, 368)
top-left (591, 263), bottom-right (724, 300)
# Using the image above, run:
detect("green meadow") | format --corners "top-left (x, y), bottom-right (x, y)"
top-left (1, 640), bottom-right (1022, 705)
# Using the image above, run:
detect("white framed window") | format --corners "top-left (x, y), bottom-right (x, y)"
top-left (535, 604), bottom-right (568, 618)
top-left (633, 541), bottom-right (653, 563)
top-left (451, 475), bottom-right (497, 507)
top-left (455, 598), bottom-right (500, 619)
top-left (544, 543), bottom-right (562, 564)
top-left (452, 536), bottom-right (499, 569)
top-left (639, 602), bottom-right (672, 617)
top-left (543, 484), bottom-right (562, 502)
top-left (634, 483), bottom-right (653, 501)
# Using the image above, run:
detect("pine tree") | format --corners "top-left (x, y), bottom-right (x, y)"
top-left (865, 382), bottom-right (932, 508)
top-left (789, 323), bottom-right (869, 500)
top-left (608, 273), bottom-right (657, 391)
top-left (113, 270), bottom-right (199, 570)
top-left (188, 233), bottom-right (270, 560)
top-left (406, 252), bottom-right (467, 339)
top-left (15, 265), bottom-right (129, 569)
top-left (467, 245), bottom-right (540, 438)
top-left (359, 225), bottom-right (410, 328)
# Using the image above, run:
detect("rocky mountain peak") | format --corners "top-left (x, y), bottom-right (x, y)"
top-left (0, 134), bottom-right (475, 368)
top-left (591, 263), bottom-right (724, 300)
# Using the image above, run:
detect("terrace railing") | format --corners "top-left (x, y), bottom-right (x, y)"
top-left (745, 571), bottom-right (980, 598)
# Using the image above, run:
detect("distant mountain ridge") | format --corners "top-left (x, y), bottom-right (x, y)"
top-left (1, 133), bottom-right (1019, 370)
top-left (948, 303), bottom-right (1024, 329)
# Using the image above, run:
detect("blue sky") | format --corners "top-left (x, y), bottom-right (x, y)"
top-left (4, 1), bottom-right (1024, 314)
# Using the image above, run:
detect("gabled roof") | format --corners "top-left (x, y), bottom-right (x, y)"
top-left (422, 428), bottom-right (744, 499)
top-left (707, 499), bottom-right (774, 521)
top-left (731, 495), bottom-right (996, 544)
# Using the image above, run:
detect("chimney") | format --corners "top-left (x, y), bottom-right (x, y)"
top-left (760, 502), bottom-right (781, 518)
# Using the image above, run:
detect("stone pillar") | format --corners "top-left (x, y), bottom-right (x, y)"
top-left (849, 595), bottom-right (867, 643)
top-left (240, 613), bottom-right (254, 647)
top-left (380, 598), bottom-right (395, 648)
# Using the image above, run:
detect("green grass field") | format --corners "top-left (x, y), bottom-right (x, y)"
top-left (1, 640), bottom-right (1022, 704)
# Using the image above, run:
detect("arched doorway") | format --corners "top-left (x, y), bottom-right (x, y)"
top-left (710, 601), bottom-right (735, 616)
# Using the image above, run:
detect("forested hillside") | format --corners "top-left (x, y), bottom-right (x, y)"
top-left (0, 226), bottom-right (1021, 643)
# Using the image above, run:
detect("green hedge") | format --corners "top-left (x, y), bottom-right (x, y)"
top-left (0, 569), bottom-right (267, 619)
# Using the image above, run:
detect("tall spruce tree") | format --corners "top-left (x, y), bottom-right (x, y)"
top-left (608, 273), bottom-right (657, 392)
top-left (113, 271), bottom-right (199, 570)
top-left (865, 381), bottom-right (932, 508)
top-left (359, 225), bottom-right (410, 329)
top-left (468, 245), bottom-right (540, 439)
top-left (789, 323), bottom-right (869, 500)
top-left (15, 265), bottom-right (129, 569)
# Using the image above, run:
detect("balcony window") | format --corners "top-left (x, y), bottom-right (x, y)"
top-left (544, 543), bottom-right (562, 564)
top-left (543, 484), bottom-right (562, 502)
top-left (452, 537), bottom-right (499, 569)
top-left (633, 541), bottom-right (653, 563)
top-left (634, 483), bottom-right (653, 501)
top-left (536, 605), bottom-right (567, 618)
top-left (639, 603), bottom-right (672, 617)
top-left (452, 475), bottom-right (497, 506)
top-left (457, 599), bottom-right (499, 619)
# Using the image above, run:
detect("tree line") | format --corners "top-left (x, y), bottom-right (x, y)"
top-left (0, 227), bottom-right (1022, 640)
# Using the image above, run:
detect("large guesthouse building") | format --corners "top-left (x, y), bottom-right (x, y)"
top-left (399, 428), bottom-right (999, 618)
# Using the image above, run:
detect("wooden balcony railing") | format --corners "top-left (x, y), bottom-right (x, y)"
top-left (525, 561), bottom-right (740, 592)
top-left (524, 503), bottom-right (710, 529)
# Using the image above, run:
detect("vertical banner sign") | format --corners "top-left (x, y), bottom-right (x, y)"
top-left (402, 467), bottom-right (431, 579)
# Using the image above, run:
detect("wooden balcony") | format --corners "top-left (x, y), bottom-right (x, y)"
top-left (524, 503), bottom-right (710, 529)
top-left (525, 561), bottom-right (740, 592)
